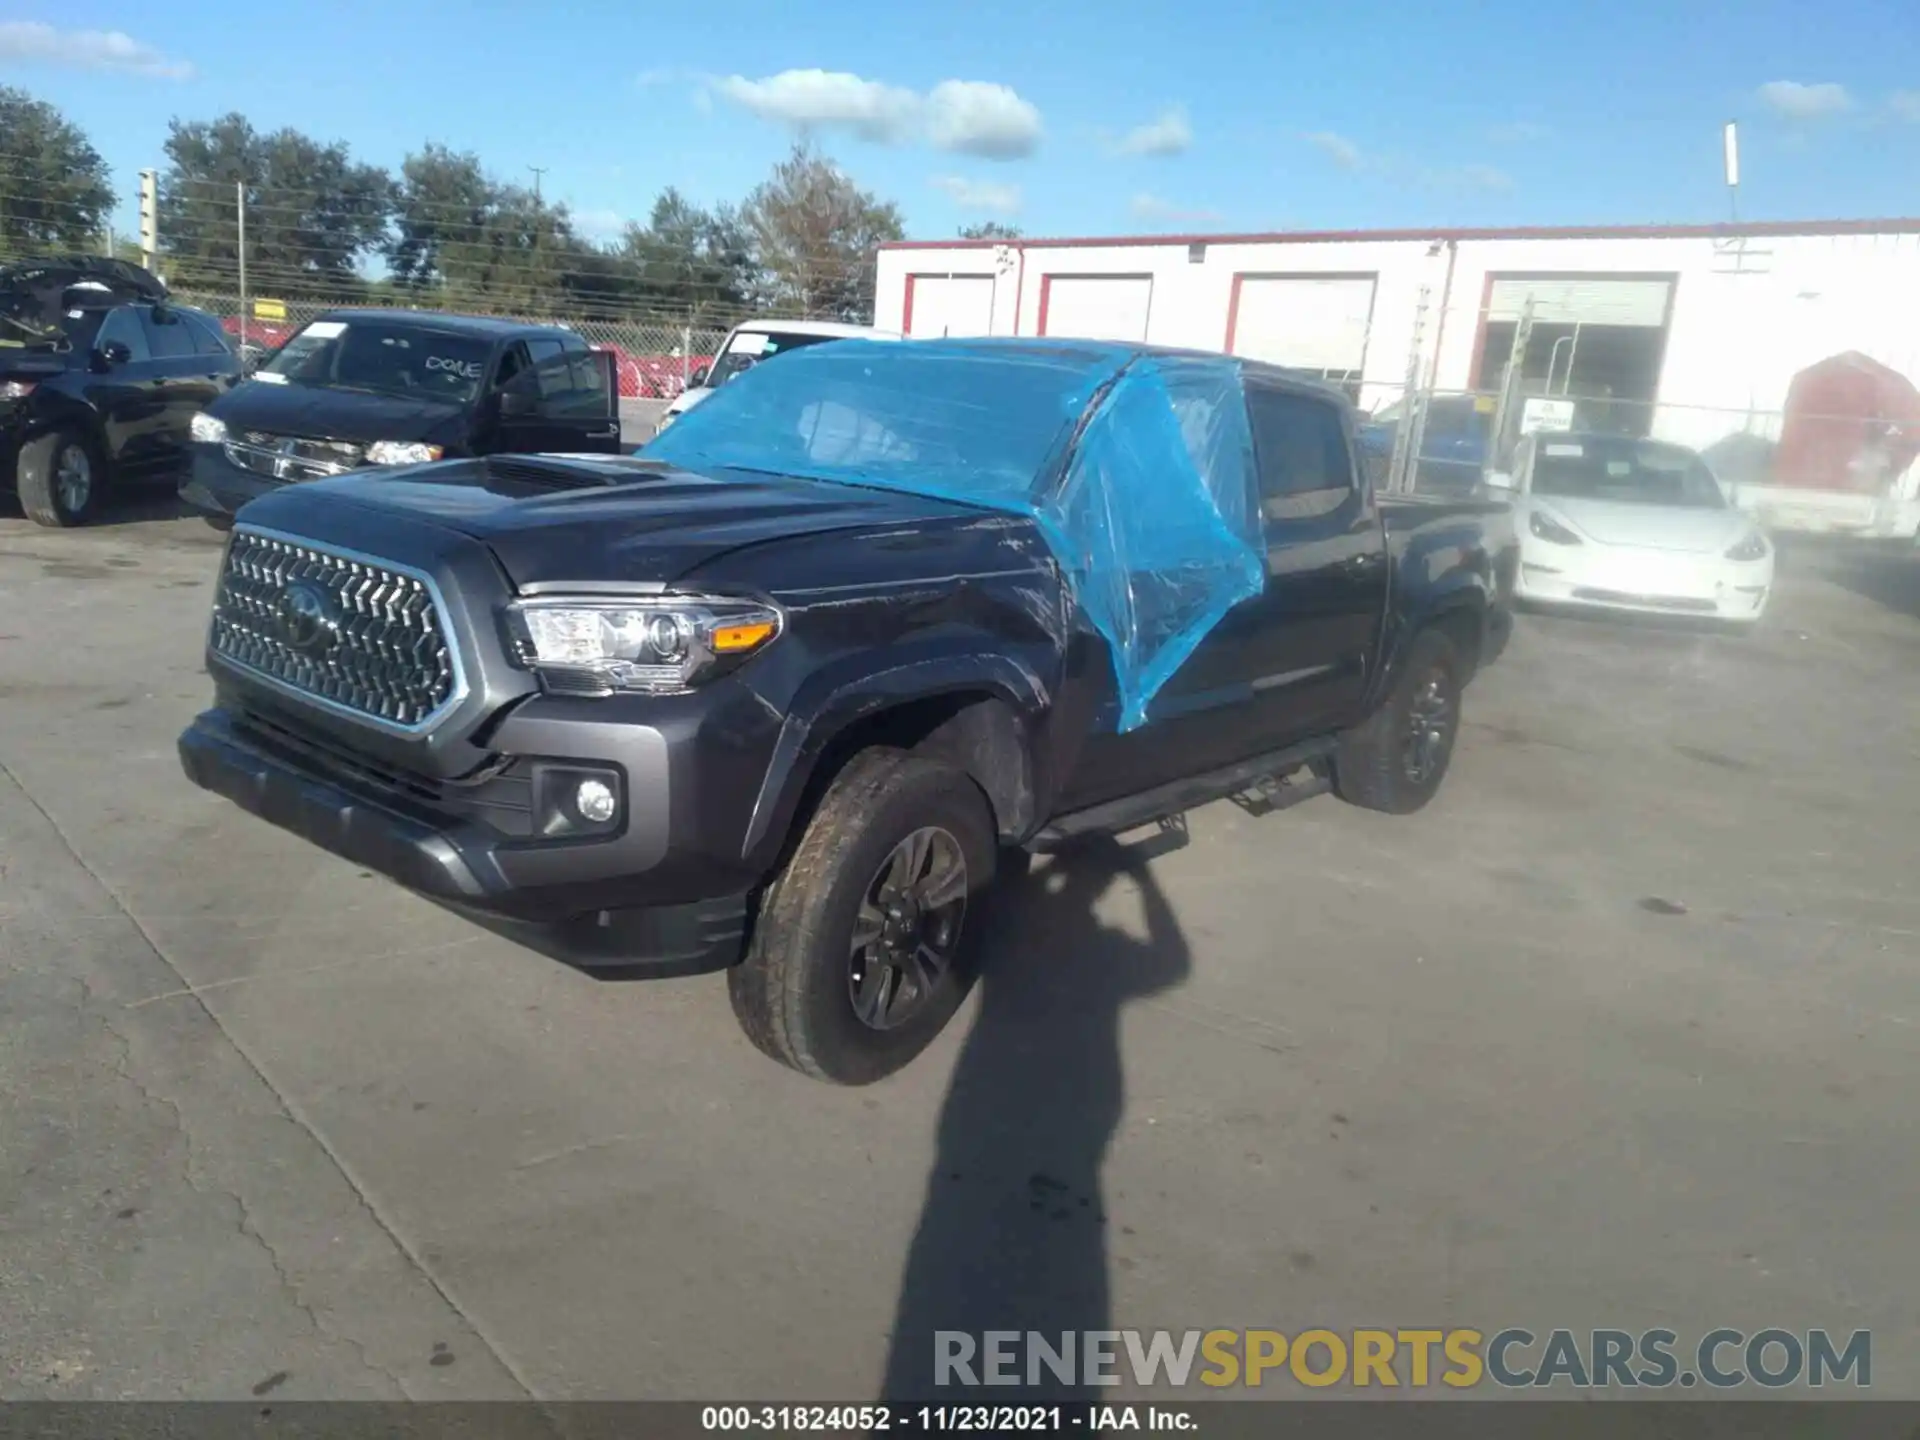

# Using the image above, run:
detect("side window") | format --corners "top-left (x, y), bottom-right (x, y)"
top-left (181, 310), bottom-right (234, 357)
top-left (563, 350), bottom-right (611, 419)
top-left (142, 307), bottom-right (198, 360)
top-left (1245, 387), bottom-right (1356, 520)
top-left (525, 348), bottom-right (608, 419)
top-left (96, 307), bottom-right (151, 363)
top-left (495, 343), bottom-right (529, 390)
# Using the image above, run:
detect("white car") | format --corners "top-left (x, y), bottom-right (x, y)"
top-left (1501, 432), bottom-right (1774, 624)
top-left (652, 319), bottom-right (903, 436)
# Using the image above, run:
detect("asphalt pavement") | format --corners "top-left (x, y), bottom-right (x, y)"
top-left (2, 502), bottom-right (1917, 1401)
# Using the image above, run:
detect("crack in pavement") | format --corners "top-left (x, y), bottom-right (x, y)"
top-left (91, 993), bottom-right (408, 1393)
top-left (0, 759), bottom-right (540, 1401)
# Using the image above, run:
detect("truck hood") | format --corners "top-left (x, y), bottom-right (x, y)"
top-left (662, 384), bottom-right (715, 419)
top-left (211, 378), bottom-right (466, 445)
top-left (253, 453), bottom-right (988, 589)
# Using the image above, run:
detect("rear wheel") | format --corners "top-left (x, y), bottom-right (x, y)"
top-left (1332, 626), bottom-right (1463, 814)
top-left (728, 749), bottom-right (997, 1084)
top-left (17, 427), bottom-right (105, 528)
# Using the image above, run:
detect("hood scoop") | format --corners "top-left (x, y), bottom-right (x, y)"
top-left (479, 455), bottom-right (672, 492)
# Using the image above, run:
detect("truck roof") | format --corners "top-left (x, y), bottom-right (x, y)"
top-left (848, 335), bottom-right (1350, 404)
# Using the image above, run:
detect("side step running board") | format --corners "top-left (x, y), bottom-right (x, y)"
top-left (1028, 736), bottom-right (1338, 852)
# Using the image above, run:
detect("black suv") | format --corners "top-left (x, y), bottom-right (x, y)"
top-left (1, 256), bottom-right (243, 527)
top-left (178, 310), bottom-right (623, 525)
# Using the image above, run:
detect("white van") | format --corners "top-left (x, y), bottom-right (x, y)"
top-left (653, 319), bottom-right (903, 436)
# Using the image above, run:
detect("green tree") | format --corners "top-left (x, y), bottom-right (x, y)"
top-left (614, 187), bottom-right (755, 322)
top-left (160, 113), bottom-right (392, 295)
top-left (388, 144), bottom-right (585, 313)
top-left (0, 88), bottom-right (115, 258)
top-left (959, 222), bottom-right (1022, 240)
top-left (741, 143), bottom-right (904, 321)
top-left (387, 144), bottom-right (494, 290)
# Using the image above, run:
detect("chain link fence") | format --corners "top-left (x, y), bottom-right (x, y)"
top-left (164, 288), bottom-right (731, 400)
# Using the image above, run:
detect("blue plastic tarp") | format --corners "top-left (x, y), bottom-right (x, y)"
top-left (642, 338), bottom-right (1264, 731)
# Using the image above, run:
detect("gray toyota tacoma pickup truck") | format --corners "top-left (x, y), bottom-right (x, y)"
top-left (177, 338), bottom-right (1513, 1084)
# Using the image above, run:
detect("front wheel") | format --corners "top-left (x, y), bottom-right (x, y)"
top-left (16, 427), bottom-right (105, 528)
top-left (728, 749), bottom-right (998, 1084)
top-left (1332, 626), bottom-right (1463, 814)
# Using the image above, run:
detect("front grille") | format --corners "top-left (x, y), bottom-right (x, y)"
top-left (1571, 587), bottom-right (1718, 613)
top-left (224, 430), bottom-right (367, 482)
top-left (211, 529), bottom-right (462, 729)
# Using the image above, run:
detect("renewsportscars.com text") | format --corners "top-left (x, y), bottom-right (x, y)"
top-left (935, 1328), bottom-right (1871, 1390)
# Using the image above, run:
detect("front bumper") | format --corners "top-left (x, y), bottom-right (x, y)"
top-left (177, 705), bottom-right (751, 973)
top-left (178, 442), bottom-right (287, 520)
top-left (1514, 541), bottom-right (1772, 622)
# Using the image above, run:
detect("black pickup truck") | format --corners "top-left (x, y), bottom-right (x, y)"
top-left (177, 338), bottom-right (1513, 1084)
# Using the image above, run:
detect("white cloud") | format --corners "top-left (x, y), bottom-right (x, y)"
top-left (931, 175), bottom-right (1021, 214)
top-left (1305, 130), bottom-right (1365, 170)
top-left (924, 80), bottom-right (1043, 158)
top-left (710, 70), bottom-right (1041, 158)
top-left (0, 20), bottom-right (193, 79)
top-left (1115, 106), bottom-right (1193, 157)
top-left (1757, 80), bottom-right (1853, 119)
top-left (1130, 192), bottom-right (1221, 224)
top-left (1891, 91), bottom-right (1920, 121)
top-left (714, 69), bottom-right (921, 143)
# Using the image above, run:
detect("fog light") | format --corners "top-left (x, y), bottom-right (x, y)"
top-left (575, 778), bottom-right (618, 824)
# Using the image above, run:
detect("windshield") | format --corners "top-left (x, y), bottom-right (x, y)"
top-left (705, 330), bottom-right (858, 389)
top-left (1532, 437), bottom-right (1725, 507)
top-left (647, 339), bottom-right (1124, 496)
top-left (259, 319), bottom-right (492, 403)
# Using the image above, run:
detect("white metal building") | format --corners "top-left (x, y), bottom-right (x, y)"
top-left (874, 220), bottom-right (1920, 470)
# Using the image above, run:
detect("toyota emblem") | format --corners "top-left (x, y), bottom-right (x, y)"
top-left (278, 580), bottom-right (340, 654)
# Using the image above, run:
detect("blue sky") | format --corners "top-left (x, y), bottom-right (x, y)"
top-left (3, 0), bottom-right (1917, 246)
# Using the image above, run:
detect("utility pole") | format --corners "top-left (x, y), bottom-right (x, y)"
top-left (137, 169), bottom-right (158, 271)
top-left (1723, 120), bottom-right (1741, 224)
top-left (528, 166), bottom-right (547, 202)
top-left (236, 180), bottom-right (248, 358)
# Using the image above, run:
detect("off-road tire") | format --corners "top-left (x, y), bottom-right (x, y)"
top-left (728, 748), bottom-right (998, 1084)
top-left (16, 427), bottom-right (105, 529)
top-left (1332, 626), bottom-right (1463, 815)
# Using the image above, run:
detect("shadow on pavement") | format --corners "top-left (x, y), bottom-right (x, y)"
top-left (0, 481), bottom-right (200, 530)
top-left (1811, 547), bottom-right (1920, 623)
top-left (881, 834), bottom-right (1193, 1404)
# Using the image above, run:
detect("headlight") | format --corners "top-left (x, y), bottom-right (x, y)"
top-left (1528, 509), bottom-right (1582, 545)
top-left (0, 380), bottom-right (37, 402)
top-left (1726, 531), bottom-right (1769, 561)
top-left (504, 594), bottom-right (783, 695)
top-left (366, 441), bottom-right (444, 466)
top-left (190, 412), bottom-right (227, 444)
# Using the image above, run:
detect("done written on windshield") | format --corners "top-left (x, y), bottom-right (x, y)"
top-left (256, 319), bottom-right (494, 403)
